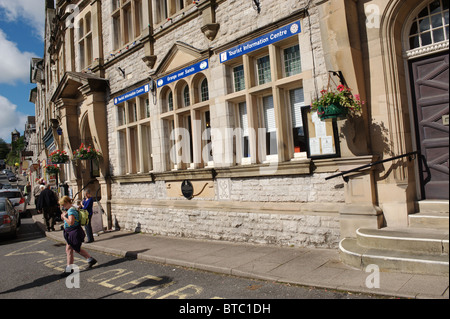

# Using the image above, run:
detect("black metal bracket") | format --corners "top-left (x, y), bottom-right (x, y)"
top-left (252, 0), bottom-right (261, 13)
top-left (328, 70), bottom-right (346, 86)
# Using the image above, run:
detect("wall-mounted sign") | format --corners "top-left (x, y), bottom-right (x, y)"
top-left (219, 21), bottom-right (301, 63)
top-left (157, 59), bottom-right (209, 88)
top-left (181, 180), bottom-right (194, 200)
top-left (114, 83), bottom-right (150, 105)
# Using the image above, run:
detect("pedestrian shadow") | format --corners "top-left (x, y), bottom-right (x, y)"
top-left (0, 274), bottom-right (61, 296)
top-left (82, 249), bottom-right (149, 271)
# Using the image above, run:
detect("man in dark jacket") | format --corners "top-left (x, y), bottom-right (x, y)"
top-left (37, 184), bottom-right (58, 231)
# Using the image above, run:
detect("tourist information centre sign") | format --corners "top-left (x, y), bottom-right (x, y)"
top-left (114, 84), bottom-right (150, 105)
top-left (219, 21), bottom-right (301, 63)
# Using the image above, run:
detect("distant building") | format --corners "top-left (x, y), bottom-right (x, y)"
top-left (11, 129), bottom-right (20, 143)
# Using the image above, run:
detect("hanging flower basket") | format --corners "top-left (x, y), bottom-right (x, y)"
top-left (317, 103), bottom-right (348, 120)
top-left (45, 164), bottom-right (60, 175)
top-left (73, 143), bottom-right (101, 161)
top-left (49, 150), bottom-right (69, 164)
top-left (311, 85), bottom-right (363, 121)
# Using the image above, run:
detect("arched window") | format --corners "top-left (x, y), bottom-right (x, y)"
top-left (183, 84), bottom-right (190, 107)
top-left (200, 78), bottom-right (209, 102)
top-left (408, 0), bottom-right (449, 49)
top-left (168, 91), bottom-right (174, 111)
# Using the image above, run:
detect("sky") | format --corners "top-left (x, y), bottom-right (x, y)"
top-left (0, 0), bottom-right (45, 143)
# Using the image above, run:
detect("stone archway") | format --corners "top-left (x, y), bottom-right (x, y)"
top-left (52, 71), bottom-right (112, 229)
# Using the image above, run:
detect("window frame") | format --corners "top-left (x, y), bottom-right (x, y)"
top-left (77, 13), bottom-right (94, 71)
top-left (222, 31), bottom-right (312, 166)
top-left (111, 0), bottom-right (145, 51)
top-left (115, 94), bottom-right (154, 175)
top-left (159, 72), bottom-right (211, 170)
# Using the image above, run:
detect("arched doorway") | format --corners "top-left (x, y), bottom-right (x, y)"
top-left (79, 113), bottom-right (101, 200)
top-left (404, 0), bottom-right (449, 199)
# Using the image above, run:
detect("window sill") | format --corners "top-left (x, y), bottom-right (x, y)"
top-left (112, 160), bottom-right (312, 183)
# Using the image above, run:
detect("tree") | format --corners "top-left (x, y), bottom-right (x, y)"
top-left (6, 136), bottom-right (25, 167)
top-left (0, 138), bottom-right (10, 160)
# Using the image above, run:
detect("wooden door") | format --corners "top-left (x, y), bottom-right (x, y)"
top-left (410, 51), bottom-right (449, 199)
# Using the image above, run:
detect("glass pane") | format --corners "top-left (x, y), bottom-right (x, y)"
top-left (429, 0), bottom-right (441, 14)
top-left (257, 56), bottom-right (271, 85)
top-left (433, 28), bottom-right (445, 42)
top-left (421, 31), bottom-right (432, 45)
top-left (113, 16), bottom-right (121, 50)
top-left (290, 88), bottom-right (304, 129)
top-left (168, 92), bottom-right (173, 111)
top-left (410, 20), bottom-right (418, 35)
top-left (419, 17), bottom-right (430, 31)
top-left (409, 35), bottom-right (420, 49)
top-left (201, 79), bottom-right (209, 101)
top-left (443, 0), bottom-right (449, 10)
top-left (284, 45), bottom-right (301, 76)
top-left (112, 0), bottom-right (120, 11)
top-left (431, 13), bottom-right (443, 27)
top-left (233, 65), bottom-right (245, 92)
top-left (263, 95), bottom-right (275, 133)
top-left (418, 6), bottom-right (429, 18)
top-left (239, 102), bottom-right (248, 137)
top-left (444, 11), bottom-right (449, 24)
top-left (117, 105), bottom-right (126, 125)
top-left (183, 86), bottom-right (190, 107)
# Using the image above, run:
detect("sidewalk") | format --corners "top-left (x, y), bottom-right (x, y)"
top-left (31, 210), bottom-right (448, 299)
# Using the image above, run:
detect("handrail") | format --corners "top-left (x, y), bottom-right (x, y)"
top-left (325, 151), bottom-right (421, 182)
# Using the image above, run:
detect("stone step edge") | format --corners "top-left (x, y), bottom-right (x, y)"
top-left (356, 228), bottom-right (449, 253)
top-left (339, 238), bottom-right (449, 272)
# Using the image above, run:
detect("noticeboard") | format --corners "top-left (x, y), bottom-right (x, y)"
top-left (301, 106), bottom-right (340, 159)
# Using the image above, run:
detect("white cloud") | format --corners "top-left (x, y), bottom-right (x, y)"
top-left (0, 95), bottom-right (27, 143)
top-left (0, 29), bottom-right (35, 84)
top-left (0, 0), bottom-right (45, 39)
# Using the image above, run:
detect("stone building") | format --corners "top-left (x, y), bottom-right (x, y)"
top-left (30, 0), bottom-right (448, 266)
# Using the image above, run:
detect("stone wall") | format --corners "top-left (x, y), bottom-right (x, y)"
top-left (110, 173), bottom-right (344, 248)
top-left (111, 203), bottom-right (341, 248)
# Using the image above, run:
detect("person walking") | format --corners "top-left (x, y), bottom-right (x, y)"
top-left (37, 184), bottom-right (58, 231)
top-left (81, 189), bottom-right (94, 243)
top-left (59, 196), bottom-right (97, 277)
top-left (33, 181), bottom-right (44, 208)
top-left (24, 182), bottom-right (32, 205)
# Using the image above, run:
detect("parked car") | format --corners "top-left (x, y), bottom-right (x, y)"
top-left (0, 189), bottom-right (27, 216)
top-left (0, 198), bottom-right (20, 239)
top-left (6, 173), bottom-right (17, 182)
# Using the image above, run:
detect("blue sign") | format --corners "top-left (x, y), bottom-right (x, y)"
top-left (157, 59), bottom-right (209, 88)
top-left (219, 21), bottom-right (301, 63)
top-left (114, 84), bottom-right (150, 105)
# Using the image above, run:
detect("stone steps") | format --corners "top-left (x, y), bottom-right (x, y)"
top-left (339, 200), bottom-right (449, 275)
top-left (356, 227), bottom-right (449, 254)
top-left (409, 211), bottom-right (449, 229)
top-left (339, 235), bottom-right (449, 275)
top-left (410, 200), bottom-right (449, 229)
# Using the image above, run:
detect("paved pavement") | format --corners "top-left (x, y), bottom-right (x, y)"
top-left (30, 208), bottom-right (449, 299)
